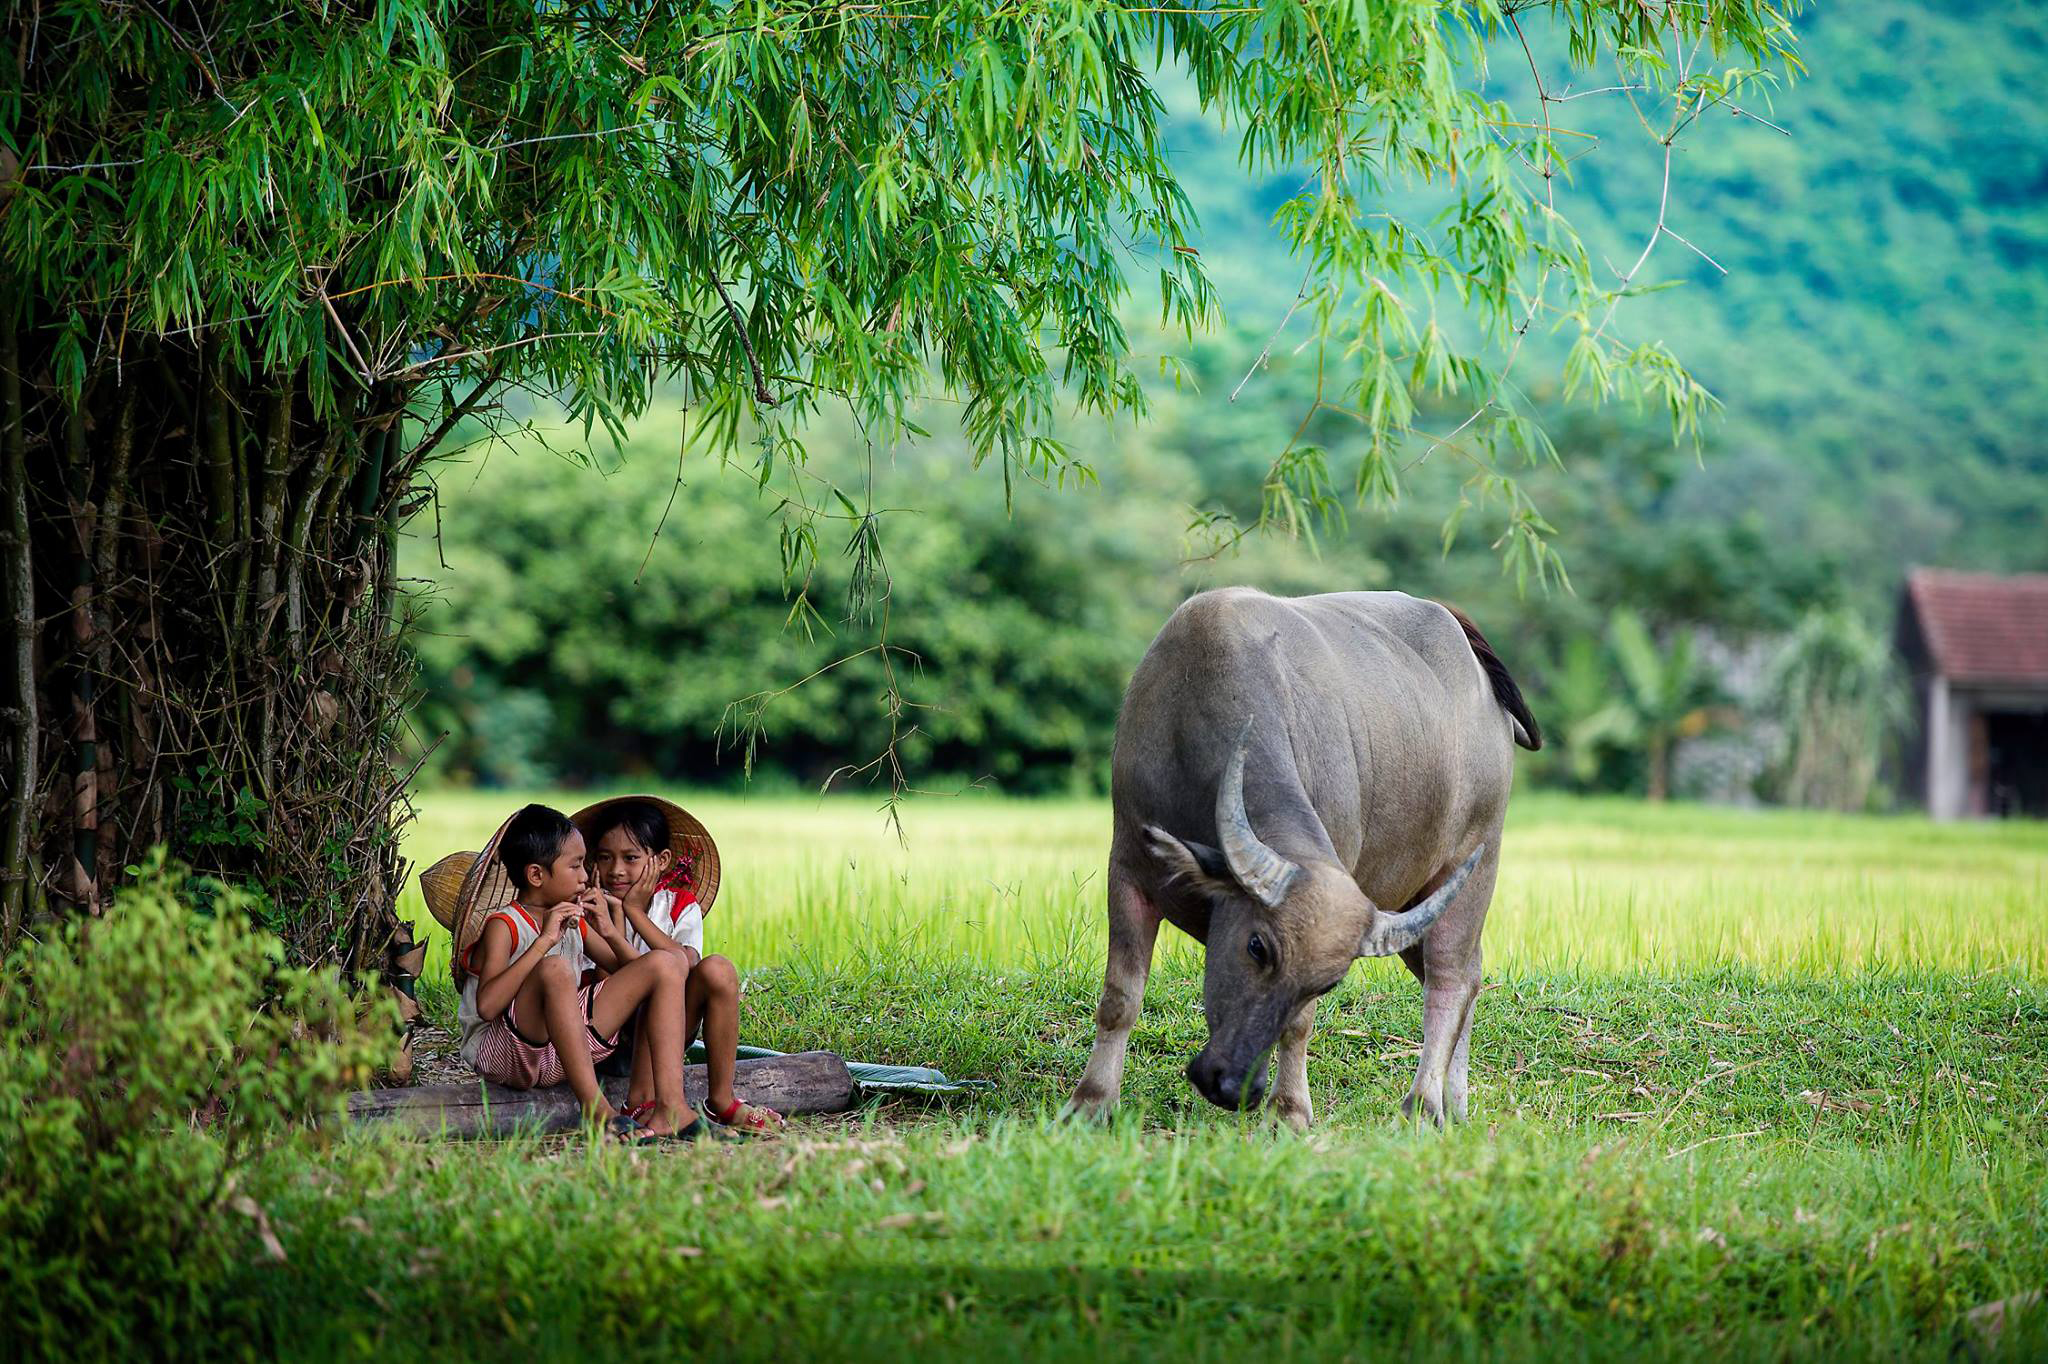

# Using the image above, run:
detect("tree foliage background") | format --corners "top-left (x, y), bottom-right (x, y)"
top-left (407, 2), bottom-right (2048, 809)
top-left (5, 0), bottom-right (1801, 964)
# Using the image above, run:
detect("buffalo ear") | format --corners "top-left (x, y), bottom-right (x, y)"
top-left (1142, 825), bottom-right (1238, 898)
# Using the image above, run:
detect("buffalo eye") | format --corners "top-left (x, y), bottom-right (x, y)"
top-left (1247, 932), bottom-right (1271, 969)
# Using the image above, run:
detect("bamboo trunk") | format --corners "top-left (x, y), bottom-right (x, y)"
top-left (61, 405), bottom-right (98, 910)
top-left (284, 424), bottom-right (341, 646)
top-left (0, 317), bottom-right (34, 943)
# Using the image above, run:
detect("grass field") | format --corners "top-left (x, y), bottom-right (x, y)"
top-left (235, 792), bottom-right (2046, 1360)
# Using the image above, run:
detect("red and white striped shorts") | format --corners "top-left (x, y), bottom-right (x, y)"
top-left (468, 977), bottom-right (619, 1089)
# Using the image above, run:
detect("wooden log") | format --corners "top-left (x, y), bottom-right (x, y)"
top-left (344, 1050), bottom-right (858, 1138)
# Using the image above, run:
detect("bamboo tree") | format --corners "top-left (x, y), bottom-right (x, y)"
top-left (1765, 608), bottom-right (1902, 811)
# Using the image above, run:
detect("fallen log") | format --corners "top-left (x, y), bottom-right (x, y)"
top-left (345, 1050), bottom-right (859, 1138)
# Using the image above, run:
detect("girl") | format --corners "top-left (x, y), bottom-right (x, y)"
top-left (575, 796), bottom-right (786, 1134)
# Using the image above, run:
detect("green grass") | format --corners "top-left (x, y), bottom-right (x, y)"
top-left (228, 793), bottom-right (2048, 1360)
top-left (235, 1114), bottom-right (2047, 1362)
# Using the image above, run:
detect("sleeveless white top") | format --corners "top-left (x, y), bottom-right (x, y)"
top-left (455, 901), bottom-right (591, 1069)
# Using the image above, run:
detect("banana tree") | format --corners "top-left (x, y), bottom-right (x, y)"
top-left (1605, 608), bottom-right (1728, 802)
top-left (1533, 635), bottom-right (1629, 791)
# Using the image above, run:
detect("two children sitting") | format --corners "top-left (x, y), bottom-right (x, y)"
top-left (434, 795), bottom-right (783, 1143)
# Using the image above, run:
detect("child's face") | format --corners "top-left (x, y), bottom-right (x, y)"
top-left (593, 827), bottom-right (673, 903)
top-left (521, 828), bottom-right (589, 905)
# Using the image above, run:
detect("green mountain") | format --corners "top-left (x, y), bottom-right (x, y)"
top-left (1165, 1), bottom-right (2048, 587)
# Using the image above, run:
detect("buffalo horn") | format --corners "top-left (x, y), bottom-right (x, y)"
top-left (1215, 718), bottom-right (1300, 907)
top-left (1357, 844), bottom-right (1486, 958)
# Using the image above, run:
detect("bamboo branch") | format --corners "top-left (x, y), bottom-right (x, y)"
top-left (316, 282), bottom-right (376, 386)
top-left (710, 271), bottom-right (778, 407)
top-left (404, 357), bottom-right (506, 470)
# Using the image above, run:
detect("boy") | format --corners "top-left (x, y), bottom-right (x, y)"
top-left (456, 803), bottom-right (721, 1141)
top-left (579, 796), bottom-right (785, 1134)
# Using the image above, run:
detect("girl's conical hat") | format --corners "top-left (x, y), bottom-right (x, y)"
top-left (569, 795), bottom-right (722, 915)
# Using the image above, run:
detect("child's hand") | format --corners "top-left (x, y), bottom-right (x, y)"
top-left (538, 899), bottom-right (582, 946)
top-left (580, 887), bottom-right (625, 939)
top-left (622, 858), bottom-right (660, 913)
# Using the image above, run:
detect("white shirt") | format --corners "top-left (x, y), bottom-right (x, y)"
top-left (624, 886), bottom-right (704, 957)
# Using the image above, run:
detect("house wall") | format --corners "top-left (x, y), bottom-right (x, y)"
top-left (1927, 676), bottom-right (1965, 819)
top-left (1894, 592), bottom-right (1937, 813)
top-left (1926, 681), bottom-right (2048, 820)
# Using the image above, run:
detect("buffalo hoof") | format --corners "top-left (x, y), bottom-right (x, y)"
top-left (1400, 1089), bottom-right (1449, 1129)
top-left (1267, 1094), bottom-right (1313, 1132)
top-left (1061, 1088), bottom-right (1116, 1124)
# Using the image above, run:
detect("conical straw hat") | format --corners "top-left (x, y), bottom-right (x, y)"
top-left (445, 810), bottom-right (520, 984)
top-left (419, 850), bottom-right (476, 930)
top-left (570, 794), bottom-right (722, 916)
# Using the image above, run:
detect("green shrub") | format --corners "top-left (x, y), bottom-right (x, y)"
top-left (0, 856), bottom-right (395, 1357)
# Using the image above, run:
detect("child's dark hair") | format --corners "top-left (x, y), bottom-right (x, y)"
top-left (584, 800), bottom-right (670, 858)
top-left (497, 804), bottom-right (576, 890)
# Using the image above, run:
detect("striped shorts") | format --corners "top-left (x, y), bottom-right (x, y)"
top-left (468, 977), bottom-right (619, 1090)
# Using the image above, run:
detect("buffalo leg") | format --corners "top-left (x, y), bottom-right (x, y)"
top-left (1443, 967), bottom-right (1480, 1124)
top-left (1401, 847), bottom-right (1499, 1126)
top-left (1403, 971), bottom-right (1479, 1126)
top-left (1067, 871), bottom-right (1161, 1119)
top-left (1267, 998), bottom-right (1318, 1131)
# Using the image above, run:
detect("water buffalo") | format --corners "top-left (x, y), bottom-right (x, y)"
top-left (1067, 587), bottom-right (1540, 1129)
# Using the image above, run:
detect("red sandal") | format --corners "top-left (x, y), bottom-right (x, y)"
top-left (710, 1097), bottom-right (785, 1133)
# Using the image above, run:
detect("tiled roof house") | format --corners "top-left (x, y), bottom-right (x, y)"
top-left (1896, 569), bottom-right (2048, 818)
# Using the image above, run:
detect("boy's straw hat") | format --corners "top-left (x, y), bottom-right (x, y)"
top-left (431, 810), bottom-right (521, 983)
top-left (418, 851), bottom-right (477, 931)
top-left (569, 794), bottom-right (722, 916)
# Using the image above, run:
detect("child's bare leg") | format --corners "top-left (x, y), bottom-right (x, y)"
top-left (532, 958), bottom-right (613, 1121)
top-left (683, 955), bottom-right (743, 1112)
top-left (625, 1017), bottom-right (655, 1111)
top-left (589, 951), bottom-right (695, 1134)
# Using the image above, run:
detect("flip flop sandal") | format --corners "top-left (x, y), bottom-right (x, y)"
top-left (623, 1100), bottom-right (656, 1125)
top-left (673, 1114), bottom-right (749, 1143)
top-left (614, 1114), bottom-right (745, 1144)
top-left (709, 1098), bottom-right (786, 1134)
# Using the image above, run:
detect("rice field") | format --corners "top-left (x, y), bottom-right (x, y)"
top-left (399, 788), bottom-right (2048, 979)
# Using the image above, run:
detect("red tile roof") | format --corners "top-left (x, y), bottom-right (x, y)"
top-left (1905, 568), bottom-right (2048, 686)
